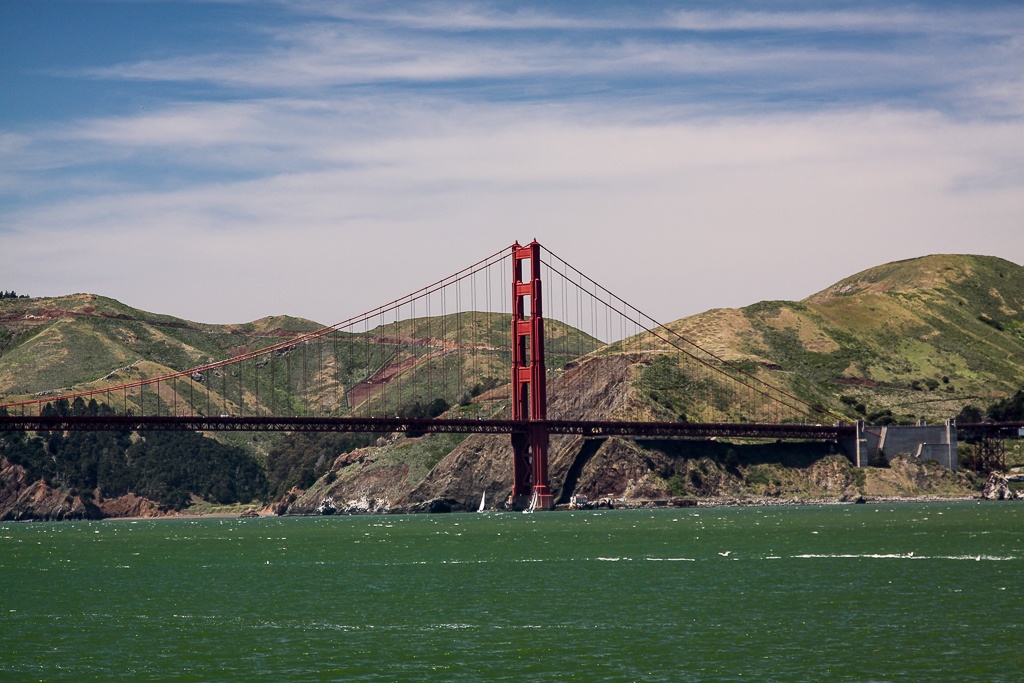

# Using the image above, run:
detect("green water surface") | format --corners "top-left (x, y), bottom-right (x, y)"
top-left (1, 502), bottom-right (1021, 681)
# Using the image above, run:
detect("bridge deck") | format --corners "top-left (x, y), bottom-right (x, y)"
top-left (0, 415), bottom-right (851, 440)
top-left (2, 413), bottom-right (1015, 440)
top-left (1, 415), bottom-right (1017, 441)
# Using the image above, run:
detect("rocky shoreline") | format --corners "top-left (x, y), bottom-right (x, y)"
top-left (276, 490), bottom-right (1002, 518)
top-left (3, 491), bottom-right (1015, 522)
top-left (2, 454), bottom-right (1018, 522)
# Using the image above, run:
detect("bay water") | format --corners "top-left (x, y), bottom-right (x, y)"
top-left (2, 502), bottom-right (1021, 681)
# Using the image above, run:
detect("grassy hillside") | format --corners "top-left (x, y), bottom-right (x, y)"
top-left (0, 294), bottom-right (319, 396)
top-left (0, 294), bottom-right (603, 420)
top-left (627, 254), bottom-right (1024, 424)
top-left (5, 254), bottom-right (1018, 516)
top-left (5, 255), bottom-right (1021, 426)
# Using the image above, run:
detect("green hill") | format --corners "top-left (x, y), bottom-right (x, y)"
top-left (0, 294), bottom-right (604, 519)
top-left (286, 254), bottom-right (1023, 514)
top-left (3, 254), bottom-right (1022, 517)
top-left (0, 294), bottom-right (602, 418)
top-left (0, 294), bottom-right (320, 398)
top-left (640, 254), bottom-right (1024, 424)
top-left (8, 255), bottom-right (1020, 424)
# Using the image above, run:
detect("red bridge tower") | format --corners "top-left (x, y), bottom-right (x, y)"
top-left (509, 241), bottom-right (553, 510)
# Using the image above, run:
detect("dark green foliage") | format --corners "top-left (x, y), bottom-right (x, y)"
top-left (744, 464), bottom-right (781, 487)
top-left (957, 388), bottom-right (1024, 424)
top-left (0, 291), bottom-right (29, 299)
top-left (956, 404), bottom-right (984, 423)
top-left (265, 432), bottom-right (375, 499)
top-left (126, 431), bottom-right (267, 506)
top-left (986, 390), bottom-right (1024, 422)
top-left (743, 301), bottom-right (793, 317)
top-left (637, 438), bottom-right (834, 470)
top-left (402, 398), bottom-right (451, 420)
top-left (403, 398), bottom-right (451, 437)
top-left (665, 473), bottom-right (688, 497)
top-left (460, 377), bottom-right (503, 406)
top-left (839, 395), bottom-right (866, 415)
top-left (978, 313), bottom-right (1004, 331)
top-left (852, 467), bottom-right (867, 488)
top-left (910, 377), bottom-right (943, 391)
top-left (0, 399), bottom-right (267, 508)
top-left (747, 322), bottom-right (876, 385)
top-left (866, 408), bottom-right (897, 425)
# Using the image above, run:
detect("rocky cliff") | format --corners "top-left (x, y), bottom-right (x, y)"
top-left (281, 353), bottom-right (983, 514)
top-left (0, 458), bottom-right (169, 521)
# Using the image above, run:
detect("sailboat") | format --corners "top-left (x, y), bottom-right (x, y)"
top-left (477, 491), bottom-right (486, 513)
top-left (523, 490), bottom-right (538, 514)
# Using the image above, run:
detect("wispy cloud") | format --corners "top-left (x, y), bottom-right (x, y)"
top-left (3, 1), bottom-right (1024, 324)
top-left (666, 8), bottom-right (1021, 34)
top-left (287, 1), bottom-right (654, 31)
top-left (4, 98), bottom-right (1023, 322)
top-left (295, 2), bottom-right (1024, 36)
top-left (76, 3), bottom-right (1024, 123)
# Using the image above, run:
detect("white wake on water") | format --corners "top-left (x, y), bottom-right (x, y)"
top-left (792, 553), bottom-right (1016, 561)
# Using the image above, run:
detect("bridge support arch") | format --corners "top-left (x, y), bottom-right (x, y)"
top-left (509, 241), bottom-right (553, 510)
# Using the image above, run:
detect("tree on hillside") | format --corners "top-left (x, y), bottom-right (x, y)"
top-left (956, 404), bottom-right (984, 423)
top-left (986, 390), bottom-right (1024, 422)
top-left (1, 399), bottom-right (268, 508)
top-left (265, 432), bottom-right (375, 498)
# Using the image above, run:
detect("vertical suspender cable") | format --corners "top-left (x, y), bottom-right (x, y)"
top-left (379, 309), bottom-right (386, 417)
top-left (426, 289), bottom-right (432, 407)
top-left (301, 340), bottom-right (308, 418)
top-left (441, 283), bottom-right (447, 406)
top-left (363, 317), bottom-right (369, 418)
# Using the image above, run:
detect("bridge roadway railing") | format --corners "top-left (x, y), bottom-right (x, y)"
top-left (956, 422), bottom-right (1024, 440)
top-left (0, 415), bottom-right (854, 440)
top-left (2, 415), bottom-right (1019, 442)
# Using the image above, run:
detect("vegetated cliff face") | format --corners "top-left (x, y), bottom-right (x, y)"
top-left (0, 459), bottom-right (100, 520)
top-left (401, 354), bottom-right (643, 507)
top-left (286, 349), bottom-right (980, 513)
top-left (860, 453), bottom-right (977, 497)
top-left (282, 354), bottom-right (641, 512)
top-left (5, 254), bottom-right (1011, 517)
top-left (0, 458), bottom-right (174, 521)
top-left (667, 254), bottom-right (1024, 422)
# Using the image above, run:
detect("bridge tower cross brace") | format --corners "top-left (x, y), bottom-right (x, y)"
top-left (509, 241), bottom-right (553, 510)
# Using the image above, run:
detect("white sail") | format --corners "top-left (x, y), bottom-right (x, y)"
top-left (477, 491), bottom-right (486, 513)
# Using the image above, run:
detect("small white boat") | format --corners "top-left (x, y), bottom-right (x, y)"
top-left (523, 490), bottom-right (538, 514)
top-left (477, 491), bottom-right (486, 513)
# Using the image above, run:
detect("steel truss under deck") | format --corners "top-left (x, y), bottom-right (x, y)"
top-left (0, 414), bottom-right (855, 440)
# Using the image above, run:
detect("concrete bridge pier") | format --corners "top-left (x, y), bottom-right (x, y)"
top-left (839, 419), bottom-right (958, 470)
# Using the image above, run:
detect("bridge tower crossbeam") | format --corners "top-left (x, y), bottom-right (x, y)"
top-left (509, 241), bottom-right (553, 510)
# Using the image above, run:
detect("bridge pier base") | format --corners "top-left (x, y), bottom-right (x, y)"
top-left (508, 427), bottom-right (554, 510)
top-left (529, 426), bottom-right (553, 510)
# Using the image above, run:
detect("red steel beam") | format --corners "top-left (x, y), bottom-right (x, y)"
top-left (509, 240), bottom-right (553, 510)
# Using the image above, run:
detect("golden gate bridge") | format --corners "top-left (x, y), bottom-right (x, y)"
top-left (0, 242), bottom-right (1017, 506)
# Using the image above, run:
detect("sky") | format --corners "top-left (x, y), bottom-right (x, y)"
top-left (2, 0), bottom-right (1023, 326)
